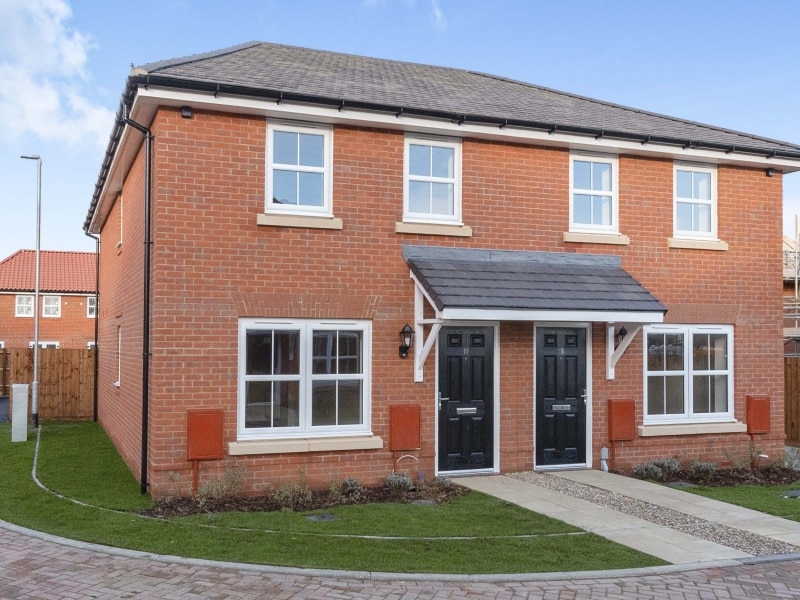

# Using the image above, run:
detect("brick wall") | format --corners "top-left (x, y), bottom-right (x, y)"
top-left (0, 293), bottom-right (96, 349)
top-left (96, 106), bottom-right (786, 497)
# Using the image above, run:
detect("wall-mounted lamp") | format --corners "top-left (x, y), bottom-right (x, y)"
top-left (180, 105), bottom-right (193, 119)
top-left (615, 326), bottom-right (628, 348)
top-left (766, 168), bottom-right (777, 177)
top-left (399, 323), bottom-right (414, 359)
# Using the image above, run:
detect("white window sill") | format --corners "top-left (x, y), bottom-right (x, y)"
top-left (257, 213), bottom-right (343, 230)
top-left (395, 222), bottom-right (472, 237)
top-left (229, 435), bottom-right (384, 456)
top-left (638, 421), bottom-right (745, 437)
top-left (668, 238), bottom-right (728, 251)
top-left (563, 231), bottom-right (630, 245)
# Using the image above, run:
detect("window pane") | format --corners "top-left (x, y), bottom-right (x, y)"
top-left (245, 381), bottom-right (272, 428)
top-left (592, 162), bottom-right (612, 192)
top-left (676, 170), bottom-right (692, 198)
top-left (593, 195), bottom-right (612, 226)
top-left (311, 380), bottom-right (337, 425)
top-left (709, 334), bottom-right (728, 369)
top-left (337, 331), bottom-right (362, 374)
top-left (665, 334), bottom-right (684, 371)
top-left (409, 181), bottom-right (430, 213)
top-left (273, 381), bottom-right (299, 426)
top-left (694, 172), bottom-right (711, 200)
top-left (338, 380), bottom-right (362, 425)
top-left (574, 161), bottom-right (591, 190)
top-left (693, 334), bottom-right (710, 371)
top-left (313, 331), bottom-right (337, 374)
top-left (298, 133), bottom-right (324, 167)
top-left (574, 194), bottom-right (591, 224)
top-left (665, 376), bottom-right (685, 414)
top-left (692, 375), bottom-right (727, 414)
top-left (710, 375), bottom-right (728, 412)
top-left (272, 170), bottom-right (297, 205)
top-left (430, 182), bottom-right (454, 215)
top-left (647, 334), bottom-right (665, 371)
top-left (647, 376), bottom-right (665, 415)
top-left (409, 144), bottom-right (431, 176)
top-left (676, 202), bottom-right (693, 231)
top-left (431, 146), bottom-right (454, 178)
top-left (273, 331), bottom-right (299, 375)
top-left (246, 331), bottom-right (272, 375)
top-left (695, 204), bottom-right (711, 232)
top-left (273, 131), bottom-right (298, 165)
top-left (298, 172), bottom-right (324, 206)
top-left (693, 375), bottom-right (710, 413)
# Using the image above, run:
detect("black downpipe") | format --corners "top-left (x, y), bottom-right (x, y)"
top-left (125, 117), bottom-right (153, 496)
top-left (85, 232), bottom-right (100, 421)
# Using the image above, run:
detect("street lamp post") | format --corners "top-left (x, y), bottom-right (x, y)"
top-left (21, 154), bottom-right (41, 428)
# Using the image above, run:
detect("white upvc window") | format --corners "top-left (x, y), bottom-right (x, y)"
top-left (238, 319), bottom-right (371, 440)
top-left (87, 341), bottom-right (96, 349)
top-left (87, 296), bottom-right (97, 318)
top-left (266, 123), bottom-right (333, 217)
top-left (644, 324), bottom-right (733, 424)
top-left (404, 136), bottom-right (462, 225)
top-left (674, 164), bottom-right (717, 240)
top-left (569, 154), bottom-right (619, 234)
top-left (15, 295), bottom-right (33, 317)
top-left (29, 341), bottom-right (59, 349)
top-left (43, 296), bottom-right (61, 318)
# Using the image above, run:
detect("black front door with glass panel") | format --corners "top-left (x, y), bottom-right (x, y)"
top-left (535, 327), bottom-right (587, 466)
top-left (437, 326), bottom-right (494, 472)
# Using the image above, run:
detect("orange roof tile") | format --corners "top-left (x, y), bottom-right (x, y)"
top-left (0, 250), bottom-right (96, 294)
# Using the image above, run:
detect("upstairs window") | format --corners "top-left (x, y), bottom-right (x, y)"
top-left (15, 295), bottom-right (33, 317)
top-left (674, 165), bottom-right (717, 239)
top-left (570, 154), bottom-right (618, 234)
top-left (644, 325), bottom-right (733, 424)
top-left (404, 136), bottom-right (461, 224)
top-left (266, 123), bottom-right (332, 216)
top-left (43, 296), bottom-right (61, 318)
top-left (87, 296), bottom-right (97, 318)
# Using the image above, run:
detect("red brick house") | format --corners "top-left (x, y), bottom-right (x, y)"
top-left (84, 42), bottom-right (800, 497)
top-left (0, 250), bottom-right (97, 350)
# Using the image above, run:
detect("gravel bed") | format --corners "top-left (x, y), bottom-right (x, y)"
top-left (509, 471), bottom-right (800, 556)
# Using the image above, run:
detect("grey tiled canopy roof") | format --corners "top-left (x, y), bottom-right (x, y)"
top-left (133, 41), bottom-right (800, 157)
top-left (404, 246), bottom-right (666, 316)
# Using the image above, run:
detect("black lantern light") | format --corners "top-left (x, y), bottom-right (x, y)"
top-left (615, 326), bottom-right (628, 347)
top-left (399, 323), bottom-right (414, 359)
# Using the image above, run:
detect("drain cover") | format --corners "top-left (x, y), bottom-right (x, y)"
top-left (305, 513), bottom-right (337, 522)
top-left (782, 490), bottom-right (800, 498)
top-left (411, 499), bottom-right (437, 506)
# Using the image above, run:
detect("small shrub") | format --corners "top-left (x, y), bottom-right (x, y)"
top-left (649, 457), bottom-right (680, 477)
top-left (690, 461), bottom-right (717, 479)
top-left (329, 477), bottom-right (365, 503)
top-left (271, 482), bottom-right (313, 511)
top-left (631, 462), bottom-right (663, 481)
top-left (432, 476), bottom-right (453, 490)
top-left (384, 472), bottom-right (414, 494)
top-left (196, 459), bottom-right (245, 505)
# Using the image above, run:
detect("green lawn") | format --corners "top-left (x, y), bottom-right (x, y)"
top-left (684, 483), bottom-right (800, 522)
top-left (0, 421), bottom-right (666, 573)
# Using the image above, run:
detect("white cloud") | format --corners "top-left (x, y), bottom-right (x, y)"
top-left (430, 0), bottom-right (445, 28)
top-left (0, 0), bottom-right (113, 150)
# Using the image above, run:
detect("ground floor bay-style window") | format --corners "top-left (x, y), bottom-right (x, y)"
top-left (237, 319), bottom-right (371, 439)
top-left (644, 324), bottom-right (733, 423)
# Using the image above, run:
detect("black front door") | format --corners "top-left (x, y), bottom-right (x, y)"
top-left (535, 327), bottom-right (587, 466)
top-left (437, 326), bottom-right (494, 472)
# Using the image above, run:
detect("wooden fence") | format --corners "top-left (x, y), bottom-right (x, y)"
top-left (786, 357), bottom-right (800, 445)
top-left (0, 348), bottom-right (95, 421)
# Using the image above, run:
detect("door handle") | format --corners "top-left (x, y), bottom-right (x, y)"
top-left (438, 392), bottom-right (449, 410)
top-left (581, 389), bottom-right (588, 405)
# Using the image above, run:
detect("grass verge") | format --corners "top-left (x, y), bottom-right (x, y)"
top-left (0, 421), bottom-right (666, 573)
top-left (684, 483), bottom-right (800, 522)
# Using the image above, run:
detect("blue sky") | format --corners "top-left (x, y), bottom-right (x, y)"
top-left (2, 0), bottom-right (800, 260)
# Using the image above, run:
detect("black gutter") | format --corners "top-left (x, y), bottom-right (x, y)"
top-left (84, 231), bottom-right (100, 422)
top-left (123, 116), bottom-right (153, 496)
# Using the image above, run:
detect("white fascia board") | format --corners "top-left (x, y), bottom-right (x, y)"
top-left (439, 308), bottom-right (665, 323)
top-left (133, 86), bottom-right (800, 173)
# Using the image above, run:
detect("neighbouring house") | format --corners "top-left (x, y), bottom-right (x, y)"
top-left (0, 250), bottom-right (97, 350)
top-left (84, 41), bottom-right (800, 498)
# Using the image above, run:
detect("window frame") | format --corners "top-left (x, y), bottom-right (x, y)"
top-left (15, 295), bottom-right (33, 317)
top-left (237, 318), bottom-right (372, 441)
top-left (87, 296), bottom-right (97, 318)
top-left (569, 153), bottom-right (619, 235)
top-left (673, 163), bottom-right (718, 240)
top-left (42, 295), bottom-right (61, 318)
top-left (403, 135), bottom-right (462, 225)
top-left (643, 324), bottom-right (734, 425)
top-left (29, 341), bottom-right (59, 349)
top-left (265, 122), bottom-right (333, 218)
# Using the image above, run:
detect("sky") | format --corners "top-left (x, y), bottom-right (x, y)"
top-left (2, 0), bottom-right (800, 261)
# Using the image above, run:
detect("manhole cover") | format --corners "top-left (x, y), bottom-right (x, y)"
top-left (411, 499), bottom-right (437, 506)
top-left (305, 513), bottom-right (337, 522)
top-left (782, 490), bottom-right (800, 498)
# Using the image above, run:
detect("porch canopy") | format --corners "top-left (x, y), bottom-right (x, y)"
top-left (403, 245), bottom-right (666, 381)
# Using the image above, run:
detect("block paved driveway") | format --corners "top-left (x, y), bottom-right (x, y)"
top-left (3, 522), bottom-right (800, 599)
